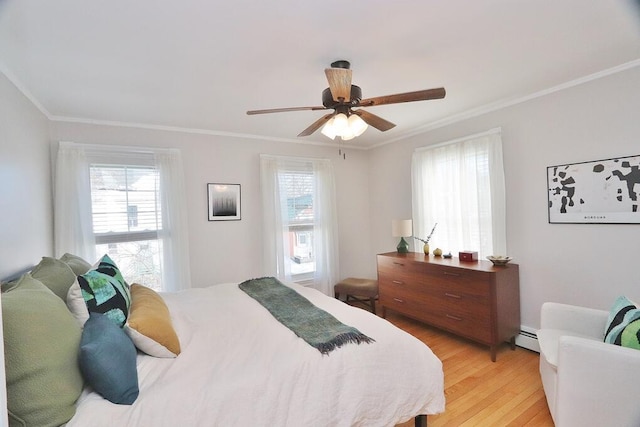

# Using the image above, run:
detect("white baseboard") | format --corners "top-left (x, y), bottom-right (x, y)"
top-left (515, 325), bottom-right (539, 353)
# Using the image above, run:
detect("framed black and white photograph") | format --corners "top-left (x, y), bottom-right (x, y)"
top-left (547, 154), bottom-right (640, 224)
top-left (208, 183), bottom-right (241, 221)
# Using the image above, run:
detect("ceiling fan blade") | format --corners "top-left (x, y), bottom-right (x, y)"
top-left (298, 113), bottom-right (334, 137)
top-left (247, 105), bottom-right (326, 115)
top-left (353, 109), bottom-right (396, 132)
top-left (325, 68), bottom-right (352, 102)
top-left (359, 88), bottom-right (446, 107)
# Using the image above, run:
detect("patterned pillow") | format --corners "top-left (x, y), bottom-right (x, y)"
top-left (79, 313), bottom-right (139, 405)
top-left (67, 254), bottom-right (131, 327)
top-left (604, 296), bottom-right (640, 348)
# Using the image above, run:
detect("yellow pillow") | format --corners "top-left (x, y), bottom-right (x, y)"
top-left (124, 284), bottom-right (181, 358)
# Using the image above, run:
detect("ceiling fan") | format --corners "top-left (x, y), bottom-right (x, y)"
top-left (246, 60), bottom-right (446, 140)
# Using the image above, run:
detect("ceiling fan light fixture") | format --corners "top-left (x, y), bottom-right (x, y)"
top-left (332, 113), bottom-right (349, 134)
top-left (341, 130), bottom-right (355, 141)
top-left (321, 117), bottom-right (337, 139)
top-left (348, 114), bottom-right (368, 137)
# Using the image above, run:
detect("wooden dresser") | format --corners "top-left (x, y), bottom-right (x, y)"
top-left (377, 252), bottom-right (520, 361)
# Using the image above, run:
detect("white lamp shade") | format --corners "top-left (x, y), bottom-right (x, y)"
top-left (391, 219), bottom-right (413, 237)
top-left (320, 117), bottom-right (337, 139)
top-left (340, 127), bottom-right (355, 141)
top-left (348, 114), bottom-right (368, 137)
top-left (332, 113), bottom-right (349, 134)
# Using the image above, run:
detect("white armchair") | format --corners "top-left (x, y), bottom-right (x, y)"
top-left (538, 302), bottom-right (640, 427)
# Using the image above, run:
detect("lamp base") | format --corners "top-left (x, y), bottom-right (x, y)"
top-left (396, 237), bottom-right (409, 253)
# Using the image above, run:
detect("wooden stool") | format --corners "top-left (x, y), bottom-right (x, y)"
top-left (334, 277), bottom-right (379, 314)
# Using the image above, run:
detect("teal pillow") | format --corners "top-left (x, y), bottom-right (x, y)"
top-left (68, 254), bottom-right (131, 327)
top-left (2, 273), bottom-right (84, 426)
top-left (60, 253), bottom-right (92, 275)
top-left (604, 296), bottom-right (640, 348)
top-left (79, 313), bottom-right (139, 405)
top-left (31, 256), bottom-right (77, 300)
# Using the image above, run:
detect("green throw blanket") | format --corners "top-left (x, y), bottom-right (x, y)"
top-left (239, 277), bottom-right (374, 355)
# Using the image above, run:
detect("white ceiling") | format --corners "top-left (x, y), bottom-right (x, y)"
top-left (1, 0), bottom-right (639, 148)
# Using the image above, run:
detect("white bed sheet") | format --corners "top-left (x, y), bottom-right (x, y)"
top-left (68, 282), bottom-right (444, 426)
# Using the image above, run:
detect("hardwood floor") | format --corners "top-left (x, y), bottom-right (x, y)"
top-left (384, 311), bottom-right (554, 427)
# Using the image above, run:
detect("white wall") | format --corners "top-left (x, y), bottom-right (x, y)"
top-left (0, 73), bottom-right (52, 278)
top-left (368, 65), bottom-right (640, 330)
top-left (0, 71), bottom-right (51, 427)
top-left (49, 122), bottom-right (374, 288)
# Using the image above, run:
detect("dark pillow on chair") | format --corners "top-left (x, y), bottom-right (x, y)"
top-left (604, 296), bottom-right (640, 348)
top-left (79, 313), bottom-right (139, 405)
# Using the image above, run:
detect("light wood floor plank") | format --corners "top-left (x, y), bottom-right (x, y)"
top-left (388, 312), bottom-right (554, 427)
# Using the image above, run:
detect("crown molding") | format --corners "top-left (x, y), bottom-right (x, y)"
top-left (3, 58), bottom-right (639, 150)
top-left (370, 58), bottom-right (640, 149)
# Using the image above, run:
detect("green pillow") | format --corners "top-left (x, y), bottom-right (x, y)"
top-left (2, 273), bottom-right (84, 427)
top-left (30, 256), bottom-right (77, 300)
top-left (604, 296), bottom-right (640, 349)
top-left (60, 253), bottom-right (92, 276)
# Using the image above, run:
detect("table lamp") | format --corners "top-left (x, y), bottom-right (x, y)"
top-left (391, 219), bottom-right (412, 253)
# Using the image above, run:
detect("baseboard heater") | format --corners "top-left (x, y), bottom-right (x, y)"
top-left (515, 326), bottom-right (540, 353)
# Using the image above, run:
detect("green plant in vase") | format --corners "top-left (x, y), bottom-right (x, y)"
top-left (413, 223), bottom-right (437, 255)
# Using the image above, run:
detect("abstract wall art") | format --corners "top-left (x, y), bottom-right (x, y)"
top-left (547, 154), bottom-right (640, 224)
top-left (208, 183), bottom-right (241, 221)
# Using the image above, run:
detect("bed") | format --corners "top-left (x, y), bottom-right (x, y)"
top-left (1, 255), bottom-right (445, 427)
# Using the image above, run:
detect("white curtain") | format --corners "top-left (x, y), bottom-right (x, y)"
top-left (53, 142), bottom-right (192, 291)
top-left (54, 142), bottom-right (97, 263)
top-left (310, 159), bottom-right (339, 294)
top-left (260, 155), bottom-right (339, 296)
top-left (411, 129), bottom-right (506, 257)
top-left (155, 150), bottom-right (192, 292)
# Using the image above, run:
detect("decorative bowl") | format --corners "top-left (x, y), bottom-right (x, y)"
top-left (486, 255), bottom-right (512, 266)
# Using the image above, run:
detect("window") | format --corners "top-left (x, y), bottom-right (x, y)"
top-left (260, 155), bottom-right (339, 295)
top-left (90, 165), bottom-right (163, 290)
top-left (54, 142), bottom-right (191, 292)
top-left (411, 129), bottom-right (506, 257)
top-left (281, 170), bottom-right (316, 277)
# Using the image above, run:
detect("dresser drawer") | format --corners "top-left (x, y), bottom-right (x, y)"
top-left (377, 255), bottom-right (422, 276)
top-left (379, 292), bottom-right (491, 342)
top-left (427, 305), bottom-right (492, 342)
top-left (428, 281), bottom-right (490, 313)
top-left (421, 267), bottom-right (491, 297)
top-left (378, 271), bottom-right (419, 291)
top-left (379, 292), bottom-right (439, 323)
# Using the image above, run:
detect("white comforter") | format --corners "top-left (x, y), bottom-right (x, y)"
top-left (68, 282), bottom-right (444, 426)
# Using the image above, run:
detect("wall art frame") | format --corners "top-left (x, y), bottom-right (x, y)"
top-left (547, 154), bottom-right (640, 224)
top-left (207, 183), bottom-right (241, 221)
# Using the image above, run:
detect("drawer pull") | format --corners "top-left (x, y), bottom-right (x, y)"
top-left (392, 262), bottom-right (405, 266)
top-left (443, 271), bottom-right (460, 277)
top-left (392, 280), bottom-right (404, 285)
top-left (446, 314), bottom-right (463, 321)
top-left (393, 298), bottom-right (405, 303)
top-left (445, 292), bottom-right (462, 299)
